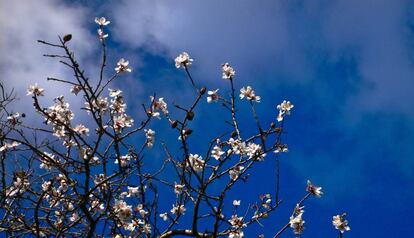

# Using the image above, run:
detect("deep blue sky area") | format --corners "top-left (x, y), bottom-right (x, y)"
top-left (1, 0), bottom-right (414, 237)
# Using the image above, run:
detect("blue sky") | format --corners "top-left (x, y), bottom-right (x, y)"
top-left (1, 0), bottom-right (414, 237)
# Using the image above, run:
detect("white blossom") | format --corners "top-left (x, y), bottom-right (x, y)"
top-left (73, 124), bottom-right (89, 136)
top-left (276, 100), bottom-right (294, 122)
top-left (306, 180), bottom-right (323, 198)
top-left (97, 28), bottom-right (108, 41)
top-left (229, 165), bottom-right (244, 181)
top-left (239, 86), bottom-right (261, 102)
top-left (170, 204), bottom-right (186, 215)
top-left (174, 183), bottom-right (185, 195)
top-left (150, 96), bottom-right (169, 117)
top-left (332, 214), bottom-right (350, 233)
top-left (186, 154), bottom-right (205, 173)
top-left (222, 63), bottom-right (235, 79)
top-left (289, 213), bottom-right (305, 235)
top-left (159, 212), bottom-right (168, 221)
top-left (85, 97), bottom-right (109, 115)
top-left (115, 154), bottom-right (132, 167)
top-left (207, 89), bottom-right (219, 103)
top-left (109, 89), bottom-right (122, 98)
top-left (211, 145), bottom-right (224, 160)
top-left (115, 58), bottom-right (132, 73)
top-left (233, 200), bottom-right (241, 206)
top-left (70, 85), bottom-right (82, 95)
top-left (95, 17), bottom-right (110, 26)
top-left (274, 144), bottom-right (288, 154)
top-left (0, 141), bottom-right (21, 152)
top-left (175, 52), bottom-right (193, 68)
top-left (127, 186), bottom-right (140, 197)
top-left (7, 112), bottom-right (21, 125)
top-left (144, 129), bottom-right (155, 148)
top-left (113, 200), bottom-right (132, 221)
top-left (246, 143), bottom-right (266, 161)
top-left (27, 84), bottom-right (44, 96)
top-left (228, 138), bottom-right (247, 155)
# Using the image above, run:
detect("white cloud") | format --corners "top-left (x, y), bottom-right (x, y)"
top-left (0, 0), bottom-right (95, 119)
top-left (110, 0), bottom-right (290, 84)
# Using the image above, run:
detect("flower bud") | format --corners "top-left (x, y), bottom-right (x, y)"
top-left (171, 120), bottom-right (178, 128)
top-left (231, 131), bottom-right (238, 138)
top-left (186, 111), bottom-right (194, 121)
top-left (184, 129), bottom-right (193, 136)
top-left (63, 34), bottom-right (72, 42)
top-left (199, 87), bottom-right (206, 95)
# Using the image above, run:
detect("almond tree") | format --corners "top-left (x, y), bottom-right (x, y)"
top-left (0, 17), bottom-right (350, 238)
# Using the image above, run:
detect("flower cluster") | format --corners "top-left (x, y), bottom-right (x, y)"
top-left (95, 17), bottom-right (110, 41)
top-left (228, 215), bottom-right (246, 238)
top-left (46, 96), bottom-right (74, 139)
top-left (186, 154), bottom-right (205, 173)
top-left (109, 89), bottom-right (134, 133)
top-left (277, 100), bottom-right (294, 122)
top-left (5, 175), bottom-right (30, 205)
top-left (85, 96), bottom-right (109, 115)
top-left (149, 96), bottom-right (169, 118)
top-left (289, 204), bottom-right (305, 235)
top-left (113, 200), bottom-right (133, 222)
